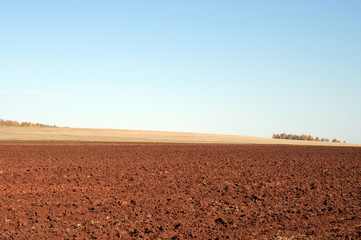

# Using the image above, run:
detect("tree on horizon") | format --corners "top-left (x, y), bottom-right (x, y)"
top-left (0, 119), bottom-right (58, 128)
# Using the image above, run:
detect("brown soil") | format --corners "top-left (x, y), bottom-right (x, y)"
top-left (0, 143), bottom-right (360, 239)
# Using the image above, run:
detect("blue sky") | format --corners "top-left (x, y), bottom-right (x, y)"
top-left (1, 1), bottom-right (360, 143)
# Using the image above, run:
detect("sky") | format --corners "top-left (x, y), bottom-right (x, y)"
top-left (1, 1), bottom-right (361, 143)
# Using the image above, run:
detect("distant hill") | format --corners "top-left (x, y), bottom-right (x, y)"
top-left (0, 127), bottom-right (360, 147)
top-left (0, 119), bottom-right (58, 128)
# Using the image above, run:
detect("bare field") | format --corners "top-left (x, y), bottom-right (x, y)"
top-left (0, 126), bottom-right (360, 147)
top-left (1, 143), bottom-right (361, 239)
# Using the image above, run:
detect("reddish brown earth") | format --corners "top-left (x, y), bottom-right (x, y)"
top-left (0, 143), bottom-right (360, 239)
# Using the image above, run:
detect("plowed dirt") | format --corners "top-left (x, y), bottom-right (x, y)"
top-left (0, 143), bottom-right (360, 239)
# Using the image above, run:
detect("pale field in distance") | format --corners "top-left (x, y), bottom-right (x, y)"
top-left (0, 127), bottom-right (360, 147)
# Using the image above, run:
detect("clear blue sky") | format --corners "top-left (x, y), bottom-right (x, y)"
top-left (1, 1), bottom-right (360, 143)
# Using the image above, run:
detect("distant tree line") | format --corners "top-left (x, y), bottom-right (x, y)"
top-left (0, 119), bottom-right (58, 128)
top-left (272, 133), bottom-right (344, 143)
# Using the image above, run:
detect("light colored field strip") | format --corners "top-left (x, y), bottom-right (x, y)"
top-left (0, 127), bottom-right (360, 147)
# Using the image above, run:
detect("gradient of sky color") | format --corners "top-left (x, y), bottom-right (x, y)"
top-left (1, 1), bottom-right (361, 143)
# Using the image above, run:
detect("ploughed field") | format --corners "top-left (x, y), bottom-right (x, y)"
top-left (0, 143), bottom-right (360, 239)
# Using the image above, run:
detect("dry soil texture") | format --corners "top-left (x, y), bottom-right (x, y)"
top-left (1, 127), bottom-right (360, 147)
top-left (0, 143), bottom-right (361, 239)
